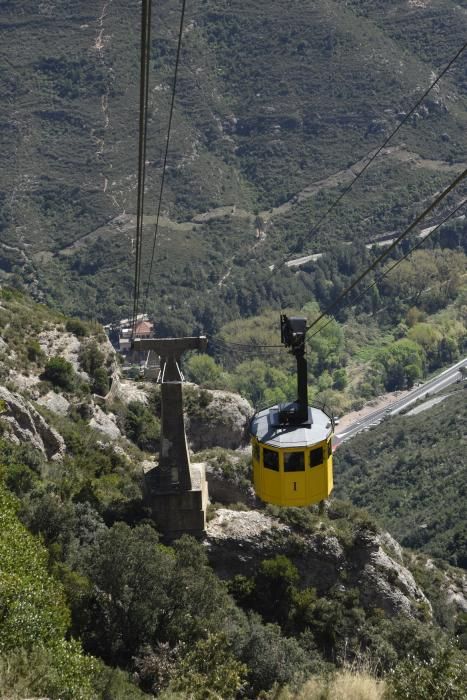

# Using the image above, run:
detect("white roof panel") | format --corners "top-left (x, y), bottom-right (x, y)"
top-left (250, 404), bottom-right (332, 448)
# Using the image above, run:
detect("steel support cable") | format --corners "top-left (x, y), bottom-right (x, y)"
top-left (212, 338), bottom-right (284, 349)
top-left (306, 198), bottom-right (467, 342)
top-left (217, 349), bottom-right (287, 357)
top-left (306, 168), bottom-right (467, 335)
top-left (214, 172), bottom-right (467, 352)
top-left (210, 334), bottom-right (286, 351)
top-left (209, 338), bottom-right (286, 356)
top-left (267, 39), bottom-right (467, 276)
top-left (131, 0), bottom-right (152, 335)
top-left (212, 349), bottom-right (288, 359)
top-left (210, 342), bottom-right (283, 356)
top-left (142, 0), bottom-right (187, 315)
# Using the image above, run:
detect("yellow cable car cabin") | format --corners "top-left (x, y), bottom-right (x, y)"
top-left (250, 405), bottom-right (333, 506)
top-left (250, 315), bottom-right (334, 507)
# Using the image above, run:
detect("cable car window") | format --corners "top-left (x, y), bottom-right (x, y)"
top-left (284, 451), bottom-right (305, 472)
top-left (252, 442), bottom-right (260, 461)
top-left (263, 447), bottom-right (279, 471)
top-left (310, 446), bottom-right (324, 467)
top-left (327, 440), bottom-right (332, 459)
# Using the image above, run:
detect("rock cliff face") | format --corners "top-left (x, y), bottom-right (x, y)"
top-left (106, 376), bottom-right (149, 406)
top-left (37, 390), bottom-right (70, 417)
top-left (89, 404), bottom-right (122, 440)
top-left (186, 387), bottom-right (253, 451)
top-left (205, 459), bottom-right (256, 507)
top-left (39, 328), bottom-right (89, 381)
top-left (205, 509), bottom-right (430, 619)
top-left (0, 386), bottom-right (65, 460)
top-left (130, 382), bottom-right (253, 451)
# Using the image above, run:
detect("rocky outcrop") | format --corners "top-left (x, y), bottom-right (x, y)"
top-left (186, 388), bottom-right (253, 451)
top-left (205, 508), bottom-right (430, 619)
top-left (0, 386), bottom-right (65, 460)
top-left (203, 448), bottom-right (256, 506)
top-left (7, 370), bottom-right (40, 395)
top-left (89, 405), bottom-right (121, 440)
top-left (37, 390), bottom-right (70, 417)
top-left (205, 465), bottom-right (256, 507)
top-left (446, 574), bottom-right (467, 613)
top-left (423, 558), bottom-right (467, 614)
top-left (207, 508), bottom-right (289, 543)
top-left (99, 379), bottom-right (252, 451)
top-left (109, 376), bottom-right (149, 405)
top-left (39, 329), bottom-right (86, 378)
top-left (351, 529), bottom-right (430, 617)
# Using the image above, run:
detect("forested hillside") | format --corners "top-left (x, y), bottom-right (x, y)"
top-left (334, 387), bottom-right (467, 568)
top-left (184, 235), bottom-right (466, 420)
top-left (1, 1), bottom-right (467, 697)
top-left (0, 288), bottom-right (466, 698)
top-left (1, 0), bottom-right (467, 331)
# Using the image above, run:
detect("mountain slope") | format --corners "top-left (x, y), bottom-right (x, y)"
top-left (0, 288), bottom-right (466, 697)
top-left (334, 387), bottom-right (467, 568)
top-left (1, 0), bottom-right (467, 327)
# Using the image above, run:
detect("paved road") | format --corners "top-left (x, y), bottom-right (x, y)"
top-left (286, 217), bottom-right (464, 269)
top-left (334, 357), bottom-right (467, 448)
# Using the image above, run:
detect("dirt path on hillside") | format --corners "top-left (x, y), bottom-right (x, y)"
top-left (53, 146), bottom-right (467, 257)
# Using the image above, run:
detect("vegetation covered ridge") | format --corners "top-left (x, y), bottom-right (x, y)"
top-left (1, 0), bottom-right (467, 329)
top-left (0, 288), bottom-right (465, 698)
top-left (334, 386), bottom-right (467, 569)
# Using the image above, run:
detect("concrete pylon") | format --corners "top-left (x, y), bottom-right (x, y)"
top-left (132, 336), bottom-right (209, 537)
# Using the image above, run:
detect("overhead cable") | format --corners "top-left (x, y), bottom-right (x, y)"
top-left (306, 198), bottom-right (466, 341)
top-left (142, 0), bottom-right (187, 315)
top-left (274, 39), bottom-right (467, 270)
top-left (306, 169), bottom-right (467, 334)
top-left (213, 339), bottom-right (284, 349)
top-left (131, 0), bottom-right (152, 335)
top-left (209, 338), bottom-right (286, 357)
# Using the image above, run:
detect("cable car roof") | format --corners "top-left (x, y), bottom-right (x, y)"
top-left (250, 404), bottom-right (332, 449)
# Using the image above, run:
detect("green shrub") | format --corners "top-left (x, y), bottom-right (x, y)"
top-left (332, 368), bottom-right (348, 391)
top-left (253, 555), bottom-right (300, 626)
top-left (4, 461), bottom-right (38, 496)
top-left (0, 643), bottom-right (96, 700)
top-left (26, 339), bottom-right (44, 363)
top-left (42, 356), bottom-right (75, 390)
top-left (186, 354), bottom-right (223, 388)
top-left (0, 482), bottom-right (96, 698)
top-left (92, 366), bottom-right (110, 396)
top-left (124, 401), bottom-right (160, 451)
top-left (94, 664), bottom-right (149, 699)
top-left (387, 645), bottom-right (466, 700)
top-left (66, 318), bottom-right (89, 337)
top-left (0, 488), bottom-right (70, 652)
top-left (237, 614), bottom-right (312, 694)
top-left (79, 340), bottom-right (105, 375)
top-left (75, 527), bottom-right (239, 667)
top-left (0, 287), bottom-right (22, 302)
top-left (167, 633), bottom-right (247, 699)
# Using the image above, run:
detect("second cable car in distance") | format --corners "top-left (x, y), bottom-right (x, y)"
top-left (250, 315), bottom-right (334, 507)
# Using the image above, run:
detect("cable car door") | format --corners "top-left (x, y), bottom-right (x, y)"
top-left (282, 450), bottom-right (306, 506)
top-left (261, 446), bottom-right (281, 504)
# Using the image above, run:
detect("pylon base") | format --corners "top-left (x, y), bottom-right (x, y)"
top-left (144, 462), bottom-right (208, 537)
